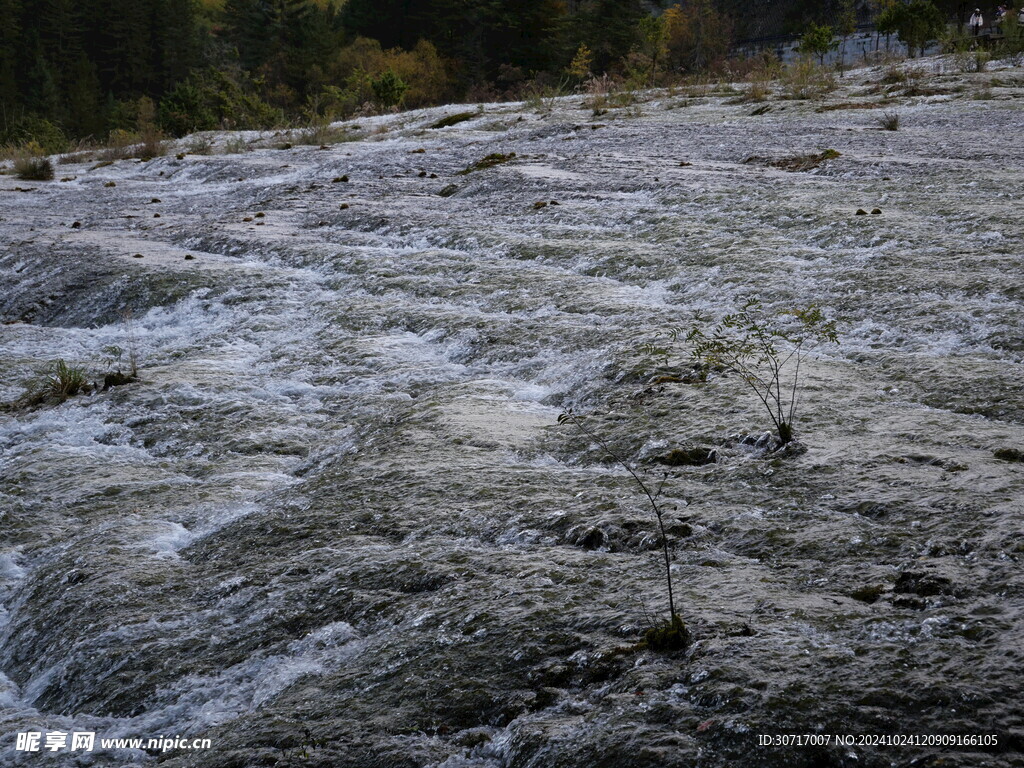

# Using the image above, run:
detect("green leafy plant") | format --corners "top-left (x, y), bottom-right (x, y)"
top-left (45, 359), bottom-right (89, 400)
top-left (798, 23), bottom-right (837, 65)
top-left (876, 0), bottom-right (945, 58)
top-left (557, 410), bottom-right (689, 651)
top-left (371, 69), bottom-right (408, 109)
top-left (12, 359), bottom-right (92, 409)
top-left (680, 300), bottom-right (838, 447)
top-left (100, 341), bottom-right (138, 389)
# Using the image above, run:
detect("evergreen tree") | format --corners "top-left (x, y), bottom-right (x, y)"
top-left (0, 0), bottom-right (21, 110)
top-left (65, 52), bottom-right (103, 136)
top-left (584, 0), bottom-right (645, 72)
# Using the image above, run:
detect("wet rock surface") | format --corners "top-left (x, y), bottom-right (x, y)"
top-left (1, 60), bottom-right (1023, 767)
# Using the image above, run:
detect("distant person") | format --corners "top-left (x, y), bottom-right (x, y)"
top-left (1019, 6), bottom-right (1024, 23)
top-left (969, 8), bottom-right (984, 34)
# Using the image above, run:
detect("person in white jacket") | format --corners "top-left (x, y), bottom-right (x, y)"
top-left (969, 8), bottom-right (984, 34)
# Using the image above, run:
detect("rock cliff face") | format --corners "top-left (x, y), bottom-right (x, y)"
top-left (1, 59), bottom-right (1022, 767)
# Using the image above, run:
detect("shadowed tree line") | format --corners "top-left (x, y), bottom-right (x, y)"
top-left (0, 0), bottom-right (969, 150)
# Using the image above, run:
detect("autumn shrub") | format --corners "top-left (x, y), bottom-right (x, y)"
top-left (583, 74), bottom-right (616, 114)
top-left (328, 38), bottom-right (450, 115)
top-left (98, 129), bottom-right (138, 160)
top-left (781, 57), bottom-right (837, 100)
top-left (136, 97), bottom-right (165, 159)
top-left (741, 54), bottom-right (780, 102)
top-left (13, 142), bottom-right (54, 180)
top-left (662, 0), bottom-right (733, 72)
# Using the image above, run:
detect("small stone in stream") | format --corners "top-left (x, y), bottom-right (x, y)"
top-left (150, 198), bottom-right (161, 203)
top-left (994, 447), bottom-right (1024, 462)
top-left (679, 161), bottom-right (692, 166)
top-left (132, 253), bottom-right (144, 259)
top-left (578, 527), bottom-right (606, 550)
top-left (256, 221), bottom-right (264, 225)
top-left (855, 208), bottom-right (868, 215)
top-left (890, 595), bottom-right (926, 610)
top-left (103, 371), bottom-right (136, 389)
top-left (850, 585), bottom-right (885, 604)
top-left (153, 213), bottom-right (160, 218)
top-left (333, 175), bottom-right (349, 183)
top-left (656, 447), bottom-right (717, 466)
top-left (654, 177), bottom-right (659, 181)
top-left (60, 177), bottom-right (74, 182)
top-left (429, 173), bottom-right (437, 178)
top-left (418, 170), bottom-right (427, 177)
top-left (242, 217), bottom-right (253, 222)
top-left (104, 181), bottom-right (116, 187)
top-left (184, 254), bottom-right (195, 260)
top-left (438, 184), bottom-right (458, 197)
top-left (339, 203), bottom-right (349, 210)
top-left (550, 200), bottom-right (560, 205)
top-left (871, 208), bottom-right (882, 214)
top-left (412, 148), bottom-right (426, 153)
top-left (894, 571), bottom-right (953, 597)
top-left (176, 153), bottom-right (186, 159)
top-left (255, 212), bottom-right (265, 218)
top-left (278, 143), bottom-right (292, 150)
top-left (71, 221), bottom-right (81, 229)
top-left (533, 201), bottom-right (548, 209)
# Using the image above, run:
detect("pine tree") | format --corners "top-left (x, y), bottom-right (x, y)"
top-left (65, 52), bottom-right (103, 136)
top-left (0, 0), bottom-right (22, 110)
top-left (585, 0), bottom-right (645, 72)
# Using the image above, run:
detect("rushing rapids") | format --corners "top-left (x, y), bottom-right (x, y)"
top-left (1, 59), bottom-right (1023, 767)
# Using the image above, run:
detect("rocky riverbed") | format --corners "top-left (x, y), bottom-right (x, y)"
top-left (1, 57), bottom-right (1023, 767)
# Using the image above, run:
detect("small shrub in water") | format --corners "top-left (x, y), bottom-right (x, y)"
top-left (674, 299), bottom-right (839, 447)
top-left (558, 410), bottom-right (688, 650)
top-left (46, 359), bottom-right (89, 399)
top-left (643, 614), bottom-right (690, 651)
top-left (14, 359), bottom-right (92, 408)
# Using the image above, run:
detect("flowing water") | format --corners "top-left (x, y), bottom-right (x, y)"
top-left (1, 62), bottom-right (1023, 768)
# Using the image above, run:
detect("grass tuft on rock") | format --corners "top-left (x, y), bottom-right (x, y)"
top-left (641, 614), bottom-right (690, 652)
top-left (457, 152), bottom-right (516, 175)
top-left (15, 155), bottom-right (54, 181)
top-left (430, 112), bottom-right (477, 129)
